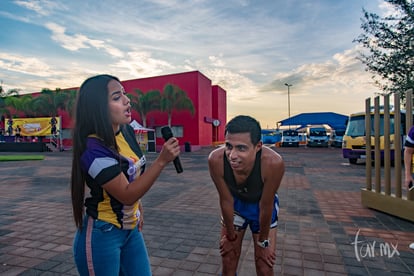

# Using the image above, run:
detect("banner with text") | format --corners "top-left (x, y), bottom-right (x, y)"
top-left (4, 117), bottom-right (61, 136)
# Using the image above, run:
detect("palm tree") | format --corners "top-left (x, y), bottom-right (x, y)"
top-left (160, 84), bottom-right (195, 127)
top-left (0, 81), bottom-right (20, 117)
top-left (31, 88), bottom-right (68, 117)
top-left (12, 94), bottom-right (37, 117)
top-left (64, 89), bottom-right (78, 118)
top-left (128, 89), bottom-right (161, 127)
top-left (3, 95), bottom-right (22, 117)
top-left (0, 97), bottom-right (11, 118)
top-left (0, 81), bottom-right (20, 97)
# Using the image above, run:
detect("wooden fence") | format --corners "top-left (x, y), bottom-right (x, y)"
top-left (361, 89), bottom-right (414, 222)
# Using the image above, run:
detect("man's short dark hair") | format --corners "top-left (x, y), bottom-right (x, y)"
top-left (225, 115), bottom-right (262, 145)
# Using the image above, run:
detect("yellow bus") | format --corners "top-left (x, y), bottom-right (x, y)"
top-left (342, 110), bottom-right (408, 164)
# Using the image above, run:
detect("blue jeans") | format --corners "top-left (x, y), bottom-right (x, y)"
top-left (73, 216), bottom-right (151, 276)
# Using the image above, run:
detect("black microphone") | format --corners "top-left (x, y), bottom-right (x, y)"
top-left (161, 126), bottom-right (183, 173)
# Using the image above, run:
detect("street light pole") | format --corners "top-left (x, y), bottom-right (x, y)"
top-left (284, 83), bottom-right (292, 119)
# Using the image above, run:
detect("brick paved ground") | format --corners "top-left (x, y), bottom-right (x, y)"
top-left (0, 146), bottom-right (413, 275)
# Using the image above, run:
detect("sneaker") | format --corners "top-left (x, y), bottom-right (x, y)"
top-left (409, 243), bottom-right (414, 250)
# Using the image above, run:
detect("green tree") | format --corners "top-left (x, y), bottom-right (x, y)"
top-left (0, 81), bottom-right (20, 117)
top-left (31, 88), bottom-right (68, 117)
top-left (11, 94), bottom-right (37, 117)
top-left (64, 89), bottom-right (78, 118)
top-left (128, 89), bottom-right (161, 128)
top-left (160, 84), bottom-right (195, 127)
top-left (3, 96), bottom-right (20, 117)
top-left (354, 0), bottom-right (414, 97)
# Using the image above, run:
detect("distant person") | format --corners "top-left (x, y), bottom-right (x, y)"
top-left (208, 115), bottom-right (285, 276)
top-left (403, 125), bottom-right (414, 250)
top-left (7, 117), bottom-right (13, 127)
top-left (14, 125), bottom-right (21, 142)
top-left (7, 118), bottom-right (13, 136)
top-left (0, 127), bottom-right (4, 142)
top-left (70, 74), bottom-right (180, 275)
top-left (7, 125), bottom-right (13, 136)
top-left (50, 116), bottom-right (57, 136)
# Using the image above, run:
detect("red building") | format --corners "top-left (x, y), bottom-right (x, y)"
top-left (58, 70), bottom-right (226, 150)
top-left (122, 71), bottom-right (226, 149)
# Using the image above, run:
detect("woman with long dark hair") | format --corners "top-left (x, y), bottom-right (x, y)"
top-left (71, 74), bottom-right (180, 275)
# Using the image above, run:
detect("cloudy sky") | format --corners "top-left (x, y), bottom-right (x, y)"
top-left (0, 0), bottom-right (391, 128)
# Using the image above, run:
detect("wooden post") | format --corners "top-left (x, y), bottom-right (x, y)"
top-left (374, 96), bottom-right (381, 193)
top-left (394, 93), bottom-right (402, 198)
top-left (366, 98), bottom-right (372, 191)
top-left (384, 94), bottom-right (391, 195)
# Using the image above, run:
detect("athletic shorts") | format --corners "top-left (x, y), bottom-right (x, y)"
top-left (222, 193), bottom-right (279, 234)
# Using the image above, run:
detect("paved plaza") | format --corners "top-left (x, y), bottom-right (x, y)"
top-left (0, 146), bottom-right (414, 275)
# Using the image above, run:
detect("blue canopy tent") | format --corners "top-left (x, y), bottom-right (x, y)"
top-left (278, 112), bottom-right (348, 130)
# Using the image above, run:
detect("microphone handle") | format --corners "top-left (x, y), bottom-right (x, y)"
top-left (160, 126), bottom-right (183, 173)
top-left (173, 156), bottom-right (183, 173)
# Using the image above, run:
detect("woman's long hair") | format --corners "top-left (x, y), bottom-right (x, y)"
top-left (71, 74), bottom-right (120, 229)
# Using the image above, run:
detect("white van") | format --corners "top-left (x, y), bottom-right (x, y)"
top-left (281, 129), bottom-right (300, 147)
top-left (306, 127), bottom-right (329, 147)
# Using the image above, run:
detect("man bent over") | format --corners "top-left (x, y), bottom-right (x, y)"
top-left (208, 115), bottom-right (285, 276)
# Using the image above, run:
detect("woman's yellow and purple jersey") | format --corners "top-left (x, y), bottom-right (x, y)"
top-left (80, 125), bottom-right (146, 229)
